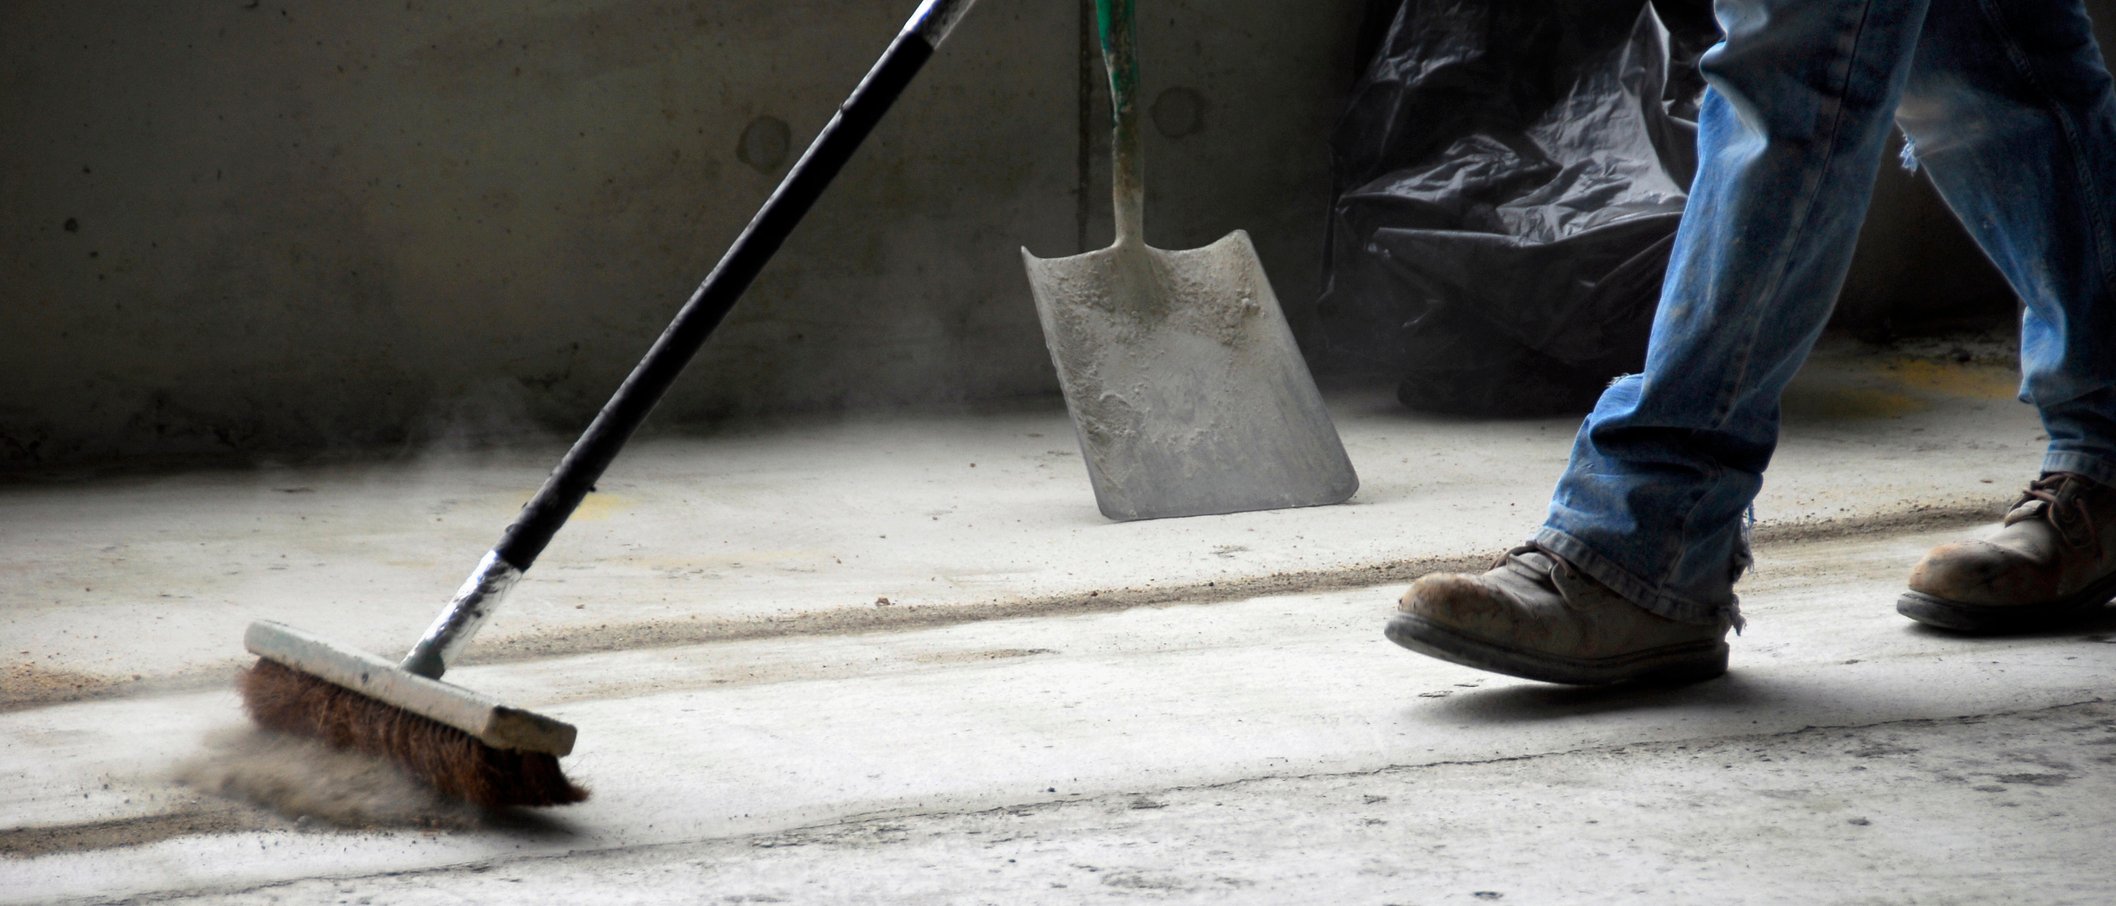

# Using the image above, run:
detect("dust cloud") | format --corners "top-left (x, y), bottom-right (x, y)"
top-left (176, 727), bottom-right (482, 829)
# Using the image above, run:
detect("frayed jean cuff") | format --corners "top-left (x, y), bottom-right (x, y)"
top-left (1534, 527), bottom-right (1746, 631)
top-left (2043, 452), bottom-right (2116, 490)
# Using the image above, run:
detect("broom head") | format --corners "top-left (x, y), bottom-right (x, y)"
top-left (239, 621), bottom-right (587, 809)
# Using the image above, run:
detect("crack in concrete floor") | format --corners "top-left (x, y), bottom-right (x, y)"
top-left (0, 350), bottom-right (2095, 901)
top-left (0, 503), bottom-right (1999, 714)
top-left (105, 698), bottom-right (2116, 905)
top-left (16, 692), bottom-right (2099, 864)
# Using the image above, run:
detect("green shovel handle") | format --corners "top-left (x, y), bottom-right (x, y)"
top-left (1096, 0), bottom-right (1144, 246)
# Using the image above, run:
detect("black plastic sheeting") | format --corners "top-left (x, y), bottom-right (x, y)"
top-left (1319, 0), bottom-right (1720, 415)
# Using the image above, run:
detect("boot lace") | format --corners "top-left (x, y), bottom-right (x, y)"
top-left (1496, 543), bottom-right (1590, 598)
top-left (1493, 543), bottom-right (1572, 576)
top-left (2019, 473), bottom-right (2100, 550)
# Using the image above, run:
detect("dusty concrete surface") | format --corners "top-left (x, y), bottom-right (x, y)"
top-left (114, 702), bottom-right (2116, 905)
top-left (6, 526), bottom-right (2114, 903)
top-left (6, 339), bottom-right (2109, 903)
top-left (0, 341), bottom-right (2042, 701)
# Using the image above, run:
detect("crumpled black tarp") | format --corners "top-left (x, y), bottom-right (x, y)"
top-left (1319, 0), bottom-right (1720, 415)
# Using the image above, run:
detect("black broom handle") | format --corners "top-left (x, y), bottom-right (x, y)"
top-left (497, 8), bottom-right (959, 569)
top-left (402, 0), bottom-right (981, 679)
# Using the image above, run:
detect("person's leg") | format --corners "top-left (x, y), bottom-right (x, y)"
top-left (1390, 0), bottom-right (1933, 683)
top-left (1892, 0), bottom-right (2116, 631)
top-left (1537, 0), bottom-right (1934, 627)
top-left (1895, 0), bottom-right (2116, 481)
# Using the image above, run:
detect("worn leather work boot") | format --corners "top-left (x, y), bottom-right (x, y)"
top-left (1899, 473), bottom-right (2116, 632)
top-left (1387, 545), bottom-right (1730, 685)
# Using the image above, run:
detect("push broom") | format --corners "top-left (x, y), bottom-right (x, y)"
top-left (239, 0), bottom-right (983, 809)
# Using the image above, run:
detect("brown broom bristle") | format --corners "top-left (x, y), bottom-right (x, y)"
top-left (238, 658), bottom-right (588, 809)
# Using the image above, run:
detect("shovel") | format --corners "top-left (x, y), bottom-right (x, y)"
top-left (1021, 0), bottom-right (1357, 521)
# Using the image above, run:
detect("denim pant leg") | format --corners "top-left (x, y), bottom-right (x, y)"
top-left (1896, 0), bottom-right (2116, 489)
top-left (1536, 0), bottom-right (1932, 628)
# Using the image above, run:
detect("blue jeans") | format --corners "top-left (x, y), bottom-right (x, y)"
top-left (1537, 0), bottom-right (2116, 628)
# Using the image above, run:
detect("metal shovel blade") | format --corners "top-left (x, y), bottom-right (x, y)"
top-left (1022, 231), bottom-right (1358, 521)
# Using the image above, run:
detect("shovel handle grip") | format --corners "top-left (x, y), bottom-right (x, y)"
top-left (1097, 0), bottom-right (1143, 246)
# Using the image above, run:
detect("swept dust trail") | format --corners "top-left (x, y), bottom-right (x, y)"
top-left (173, 728), bottom-right (483, 830)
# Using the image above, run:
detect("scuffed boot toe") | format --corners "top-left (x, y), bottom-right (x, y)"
top-left (1388, 545), bottom-right (1728, 686)
top-left (1897, 474), bottom-right (2116, 633)
top-left (1905, 540), bottom-right (2040, 606)
top-left (1396, 574), bottom-right (1526, 635)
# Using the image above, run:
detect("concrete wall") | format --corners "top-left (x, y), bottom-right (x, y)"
top-left (0, 0), bottom-right (1363, 466)
top-left (4, 2), bottom-right (2107, 467)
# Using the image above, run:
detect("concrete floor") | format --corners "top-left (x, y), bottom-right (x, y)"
top-left (6, 341), bottom-right (2114, 903)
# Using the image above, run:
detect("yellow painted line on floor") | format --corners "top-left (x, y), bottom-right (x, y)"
top-left (569, 493), bottom-right (634, 522)
top-left (1785, 384), bottom-right (1928, 420)
top-left (1884, 359), bottom-right (2020, 400)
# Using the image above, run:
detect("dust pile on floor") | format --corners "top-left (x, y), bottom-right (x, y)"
top-left (176, 727), bottom-right (482, 829)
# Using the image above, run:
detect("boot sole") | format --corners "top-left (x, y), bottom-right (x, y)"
top-left (1384, 614), bottom-right (1729, 686)
top-left (1896, 570), bottom-right (2116, 633)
